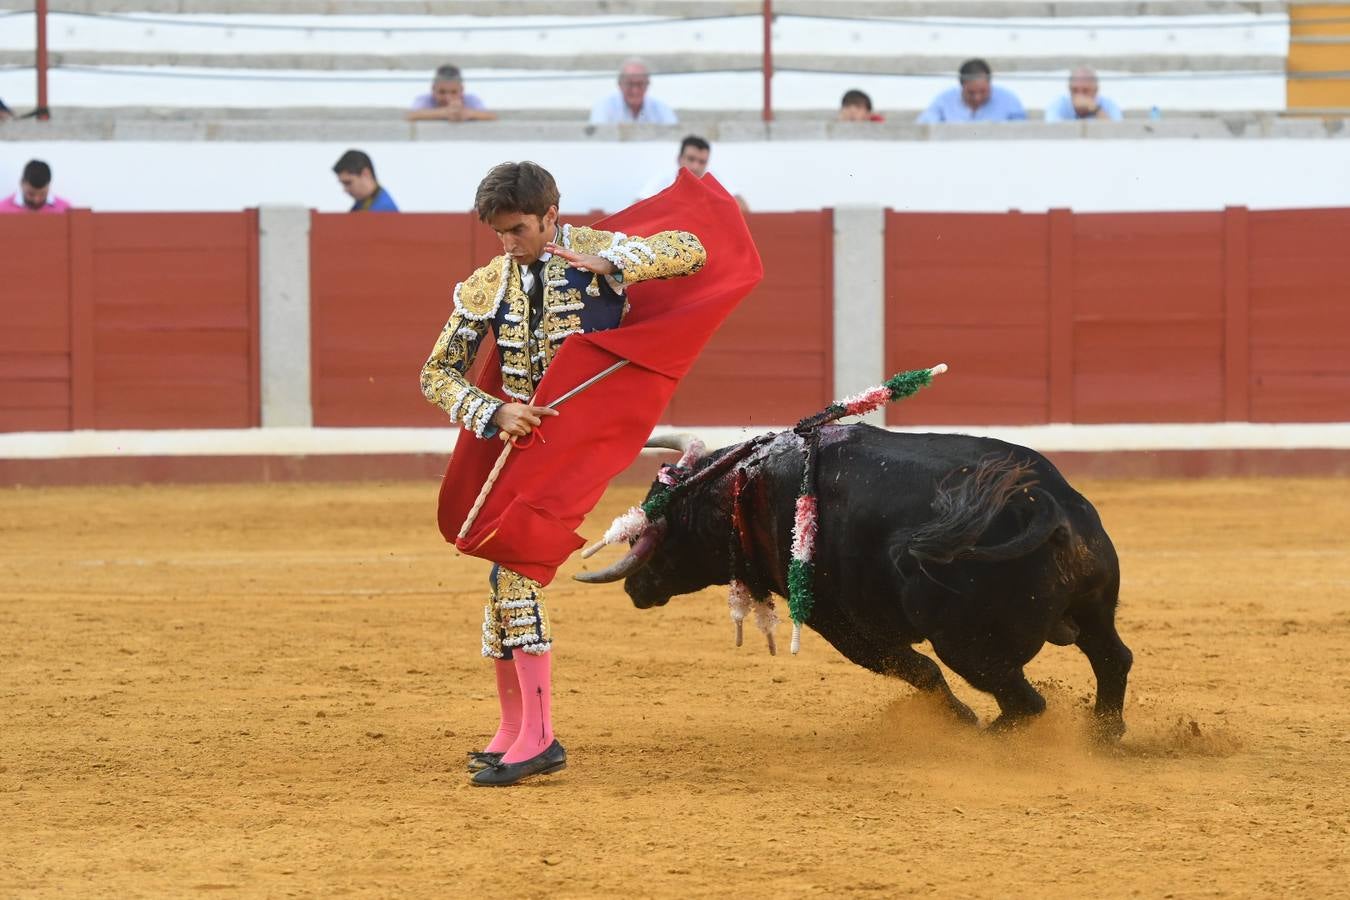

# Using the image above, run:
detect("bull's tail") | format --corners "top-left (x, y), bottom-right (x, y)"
top-left (903, 454), bottom-right (1064, 569)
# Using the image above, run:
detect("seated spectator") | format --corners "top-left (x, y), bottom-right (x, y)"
top-left (638, 135), bottom-right (748, 212)
top-left (406, 64), bottom-right (496, 122)
top-left (917, 58), bottom-right (1026, 124)
top-left (1045, 66), bottom-right (1124, 122)
top-left (838, 89), bottom-right (884, 122)
top-left (332, 149), bottom-right (398, 212)
top-left (0, 160), bottom-right (71, 214)
top-left (589, 59), bottom-right (678, 125)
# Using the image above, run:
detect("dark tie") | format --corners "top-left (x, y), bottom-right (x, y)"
top-left (526, 259), bottom-right (546, 345)
top-left (527, 260), bottom-right (545, 307)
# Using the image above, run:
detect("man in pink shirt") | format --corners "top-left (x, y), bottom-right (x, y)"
top-left (0, 160), bottom-right (72, 214)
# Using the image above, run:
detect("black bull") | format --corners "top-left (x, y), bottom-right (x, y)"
top-left (577, 425), bottom-right (1134, 739)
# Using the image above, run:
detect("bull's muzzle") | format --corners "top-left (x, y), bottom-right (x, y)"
top-left (573, 523), bottom-right (665, 584)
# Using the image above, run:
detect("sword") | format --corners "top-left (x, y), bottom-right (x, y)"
top-left (456, 359), bottom-right (631, 541)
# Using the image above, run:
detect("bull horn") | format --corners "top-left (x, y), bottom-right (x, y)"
top-left (645, 432), bottom-right (706, 469)
top-left (645, 432), bottom-right (700, 453)
top-left (573, 525), bottom-right (664, 584)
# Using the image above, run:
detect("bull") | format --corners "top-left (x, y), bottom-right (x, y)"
top-left (576, 425), bottom-right (1133, 740)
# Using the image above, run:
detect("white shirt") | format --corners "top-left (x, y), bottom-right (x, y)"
top-left (589, 93), bottom-right (679, 125)
top-left (519, 248), bottom-right (553, 297)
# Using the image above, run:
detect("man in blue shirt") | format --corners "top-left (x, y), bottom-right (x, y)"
top-left (917, 58), bottom-right (1027, 124)
top-left (1044, 66), bottom-right (1124, 122)
top-left (332, 149), bottom-right (399, 213)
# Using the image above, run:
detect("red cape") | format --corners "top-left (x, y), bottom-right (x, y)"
top-left (436, 171), bottom-right (763, 584)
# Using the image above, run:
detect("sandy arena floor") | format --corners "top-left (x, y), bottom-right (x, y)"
top-left (1, 476), bottom-right (1348, 898)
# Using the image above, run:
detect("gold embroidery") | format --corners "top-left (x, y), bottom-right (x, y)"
top-left (419, 306), bottom-right (499, 435)
top-left (601, 230), bottom-right (706, 285)
top-left (548, 314), bottom-right (583, 336)
top-left (455, 256), bottom-right (511, 319)
top-left (481, 567), bottom-right (552, 658)
top-left (567, 226), bottom-right (617, 255)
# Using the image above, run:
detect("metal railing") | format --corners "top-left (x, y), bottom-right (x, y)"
top-left (11, 2), bottom-right (1298, 124)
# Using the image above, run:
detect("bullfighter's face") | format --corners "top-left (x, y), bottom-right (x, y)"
top-left (488, 206), bottom-right (559, 266)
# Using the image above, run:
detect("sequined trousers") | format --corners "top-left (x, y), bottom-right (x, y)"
top-left (481, 565), bottom-right (553, 659)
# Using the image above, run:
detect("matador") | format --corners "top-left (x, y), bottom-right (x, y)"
top-left (421, 161), bottom-right (706, 786)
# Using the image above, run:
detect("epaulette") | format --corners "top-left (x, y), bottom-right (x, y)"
top-left (453, 255), bottom-right (514, 320)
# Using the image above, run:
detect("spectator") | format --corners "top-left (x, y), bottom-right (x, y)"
top-left (838, 89), bottom-right (885, 123)
top-left (638, 134), bottom-right (749, 212)
top-left (406, 64), bottom-right (497, 123)
top-left (589, 59), bottom-right (678, 125)
top-left (332, 150), bottom-right (398, 212)
top-left (917, 58), bottom-right (1027, 124)
top-left (0, 160), bottom-right (71, 214)
top-left (1045, 66), bottom-right (1124, 122)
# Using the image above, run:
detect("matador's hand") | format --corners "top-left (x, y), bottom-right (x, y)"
top-left (492, 402), bottom-right (559, 439)
top-left (545, 243), bottom-right (617, 276)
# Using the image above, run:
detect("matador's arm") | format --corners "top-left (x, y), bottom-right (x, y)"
top-left (597, 230), bottom-right (706, 286)
top-left (419, 260), bottom-right (509, 438)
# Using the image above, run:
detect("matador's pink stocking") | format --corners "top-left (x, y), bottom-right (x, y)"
top-left (503, 650), bottom-right (554, 763)
top-left (483, 658), bottom-right (521, 754)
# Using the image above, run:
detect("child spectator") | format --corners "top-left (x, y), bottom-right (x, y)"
top-left (838, 90), bottom-right (884, 122)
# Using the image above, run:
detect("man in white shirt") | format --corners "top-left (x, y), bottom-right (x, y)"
top-left (589, 59), bottom-right (678, 125)
top-left (639, 135), bottom-right (749, 213)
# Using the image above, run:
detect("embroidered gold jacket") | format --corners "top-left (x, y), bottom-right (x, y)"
top-left (421, 223), bottom-right (706, 436)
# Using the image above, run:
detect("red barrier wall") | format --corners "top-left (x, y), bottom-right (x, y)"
top-left (0, 215), bottom-right (71, 431)
top-left (884, 207), bottom-right (1350, 425)
top-left (308, 212), bottom-right (834, 427)
top-left (1246, 208), bottom-right (1350, 422)
top-left (0, 211), bottom-right (259, 431)
top-left (662, 212), bottom-right (833, 425)
top-left (4, 207), bottom-right (1347, 438)
top-left (886, 213), bottom-right (1051, 425)
top-left (309, 213), bottom-right (479, 427)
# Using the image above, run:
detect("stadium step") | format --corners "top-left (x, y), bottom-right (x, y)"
top-left (0, 49), bottom-right (1286, 74)
top-left (1287, 1), bottom-right (1350, 108)
top-left (0, 0), bottom-right (1291, 15)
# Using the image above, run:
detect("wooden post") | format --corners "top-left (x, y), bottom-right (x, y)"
top-left (68, 210), bottom-right (95, 428)
top-left (1223, 206), bottom-right (1251, 421)
top-left (1047, 208), bottom-right (1075, 423)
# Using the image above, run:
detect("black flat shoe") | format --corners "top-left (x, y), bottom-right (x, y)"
top-left (466, 751), bottom-right (504, 774)
top-left (470, 740), bottom-right (567, 787)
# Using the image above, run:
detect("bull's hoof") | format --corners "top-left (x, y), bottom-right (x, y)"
top-left (985, 711), bottom-right (1042, 734)
top-left (1090, 713), bottom-right (1127, 744)
top-left (947, 698), bottom-right (979, 726)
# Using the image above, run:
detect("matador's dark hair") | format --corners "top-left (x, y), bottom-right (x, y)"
top-left (473, 161), bottom-right (560, 222)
